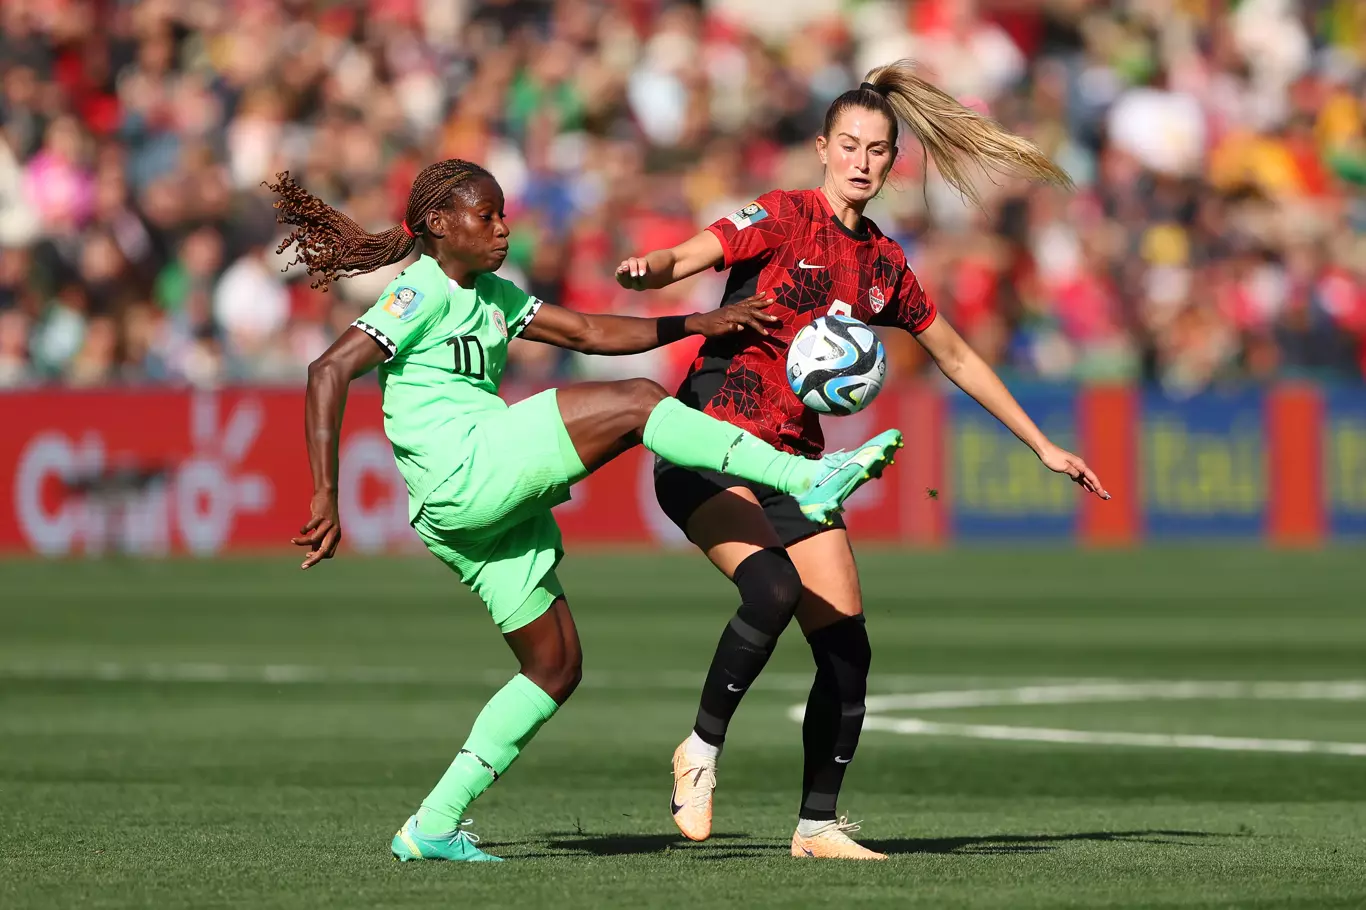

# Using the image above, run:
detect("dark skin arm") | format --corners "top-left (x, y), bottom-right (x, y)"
top-left (520, 293), bottom-right (778, 353)
top-left (291, 328), bottom-right (387, 569)
top-left (293, 294), bottom-right (776, 568)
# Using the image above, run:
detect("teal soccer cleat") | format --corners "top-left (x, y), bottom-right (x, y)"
top-left (391, 815), bottom-right (503, 863)
top-left (796, 429), bottom-right (904, 526)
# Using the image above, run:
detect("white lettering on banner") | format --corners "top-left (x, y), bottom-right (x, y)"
top-left (15, 432), bottom-right (177, 556)
top-left (177, 395), bottom-right (271, 554)
top-left (175, 461), bottom-right (235, 555)
top-left (12, 394), bottom-right (273, 556)
top-left (339, 432), bottom-right (411, 552)
top-left (120, 479), bottom-right (171, 556)
top-left (16, 433), bottom-right (87, 555)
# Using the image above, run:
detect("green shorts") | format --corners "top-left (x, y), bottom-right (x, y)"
top-left (413, 388), bottom-right (588, 633)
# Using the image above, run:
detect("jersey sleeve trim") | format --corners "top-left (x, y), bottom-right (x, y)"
top-left (352, 320), bottom-right (396, 360)
top-left (907, 309), bottom-right (937, 335)
top-left (705, 223), bottom-right (736, 270)
top-left (512, 298), bottom-right (542, 337)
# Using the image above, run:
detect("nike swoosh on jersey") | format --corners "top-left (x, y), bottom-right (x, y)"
top-left (835, 756), bottom-right (852, 764)
top-left (797, 259), bottom-right (824, 269)
top-left (726, 684), bottom-right (747, 692)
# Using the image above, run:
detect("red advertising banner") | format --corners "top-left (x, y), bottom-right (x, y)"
top-left (2, 389), bottom-right (323, 556)
top-left (0, 386), bottom-right (907, 556)
top-left (3, 384), bottom-right (1363, 555)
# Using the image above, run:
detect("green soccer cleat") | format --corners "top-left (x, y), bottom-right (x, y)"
top-left (391, 815), bottom-right (503, 863)
top-left (796, 429), bottom-right (904, 526)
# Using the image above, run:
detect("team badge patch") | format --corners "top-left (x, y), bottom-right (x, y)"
top-left (381, 286), bottom-right (425, 321)
top-left (869, 286), bottom-right (886, 314)
top-left (726, 201), bottom-right (769, 230)
top-left (491, 308), bottom-right (507, 338)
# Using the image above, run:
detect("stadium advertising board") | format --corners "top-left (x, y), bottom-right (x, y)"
top-left (0, 385), bottom-right (1357, 554)
top-left (1141, 389), bottom-right (1267, 538)
top-left (1324, 387), bottom-right (1366, 538)
top-left (946, 387), bottom-right (1079, 540)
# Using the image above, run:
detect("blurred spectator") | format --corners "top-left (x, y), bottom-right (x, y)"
top-left (0, 0), bottom-right (1360, 393)
top-left (0, 307), bottom-right (32, 386)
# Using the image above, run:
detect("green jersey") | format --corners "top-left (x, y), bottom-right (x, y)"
top-left (353, 255), bottom-right (541, 520)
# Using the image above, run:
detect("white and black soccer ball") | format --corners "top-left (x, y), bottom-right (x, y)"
top-left (785, 315), bottom-right (887, 416)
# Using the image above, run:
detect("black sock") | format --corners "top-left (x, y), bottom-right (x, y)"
top-left (692, 548), bottom-right (803, 746)
top-left (799, 615), bottom-right (870, 821)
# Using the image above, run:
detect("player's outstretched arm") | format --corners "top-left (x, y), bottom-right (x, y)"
top-left (915, 316), bottom-right (1111, 500)
top-left (292, 327), bottom-right (390, 569)
top-left (616, 229), bottom-right (725, 291)
top-left (519, 294), bottom-right (778, 355)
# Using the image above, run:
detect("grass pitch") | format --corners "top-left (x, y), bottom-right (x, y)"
top-left (2, 547), bottom-right (1365, 909)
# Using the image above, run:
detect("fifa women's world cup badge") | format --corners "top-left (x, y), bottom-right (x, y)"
top-left (726, 202), bottom-right (769, 230)
top-left (382, 286), bottom-right (425, 321)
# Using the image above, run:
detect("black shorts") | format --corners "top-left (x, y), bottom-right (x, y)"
top-left (653, 455), bottom-right (845, 548)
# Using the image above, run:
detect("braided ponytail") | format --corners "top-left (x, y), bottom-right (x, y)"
top-left (265, 159), bottom-right (493, 291)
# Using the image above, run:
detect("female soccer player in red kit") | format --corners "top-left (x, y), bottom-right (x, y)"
top-left (617, 60), bottom-right (1111, 860)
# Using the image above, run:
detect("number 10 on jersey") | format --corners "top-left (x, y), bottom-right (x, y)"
top-left (447, 335), bottom-right (485, 379)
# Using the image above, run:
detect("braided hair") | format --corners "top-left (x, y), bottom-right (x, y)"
top-left (265, 159), bottom-right (493, 291)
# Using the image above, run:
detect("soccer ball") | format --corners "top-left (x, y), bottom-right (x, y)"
top-left (786, 315), bottom-right (887, 416)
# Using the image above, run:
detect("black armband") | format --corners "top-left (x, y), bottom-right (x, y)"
top-left (656, 314), bottom-right (691, 346)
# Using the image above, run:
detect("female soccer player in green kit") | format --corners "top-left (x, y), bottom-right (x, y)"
top-left (268, 160), bottom-right (904, 862)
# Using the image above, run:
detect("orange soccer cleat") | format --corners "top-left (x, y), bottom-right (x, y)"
top-left (790, 816), bottom-right (888, 860)
top-left (669, 740), bottom-right (717, 841)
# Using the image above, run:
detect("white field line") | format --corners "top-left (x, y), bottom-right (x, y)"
top-left (16, 665), bottom-right (1365, 756)
top-left (0, 661), bottom-right (1029, 693)
top-left (857, 718), bottom-right (1366, 757)
top-left (787, 680), bottom-right (1366, 758)
top-left (860, 680), bottom-right (1366, 711)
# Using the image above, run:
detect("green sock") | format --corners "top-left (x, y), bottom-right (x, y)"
top-left (416, 674), bottom-right (559, 835)
top-left (643, 397), bottom-right (819, 495)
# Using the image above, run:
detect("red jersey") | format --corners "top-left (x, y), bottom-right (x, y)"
top-left (676, 188), bottom-right (938, 457)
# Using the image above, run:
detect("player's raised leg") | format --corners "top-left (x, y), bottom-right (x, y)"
top-left (785, 529), bottom-right (885, 860)
top-left (393, 594), bottom-right (580, 862)
top-left (554, 378), bottom-right (900, 524)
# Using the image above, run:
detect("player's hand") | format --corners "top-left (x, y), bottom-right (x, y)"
top-left (1039, 444), bottom-right (1110, 500)
top-left (292, 491), bottom-right (342, 569)
top-left (616, 256), bottom-right (651, 290)
top-left (685, 294), bottom-right (781, 338)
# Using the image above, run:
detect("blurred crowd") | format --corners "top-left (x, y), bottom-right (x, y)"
top-left (1, 0), bottom-right (1364, 396)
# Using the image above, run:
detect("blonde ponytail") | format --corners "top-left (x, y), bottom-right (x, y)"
top-left (862, 59), bottom-right (1073, 207)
